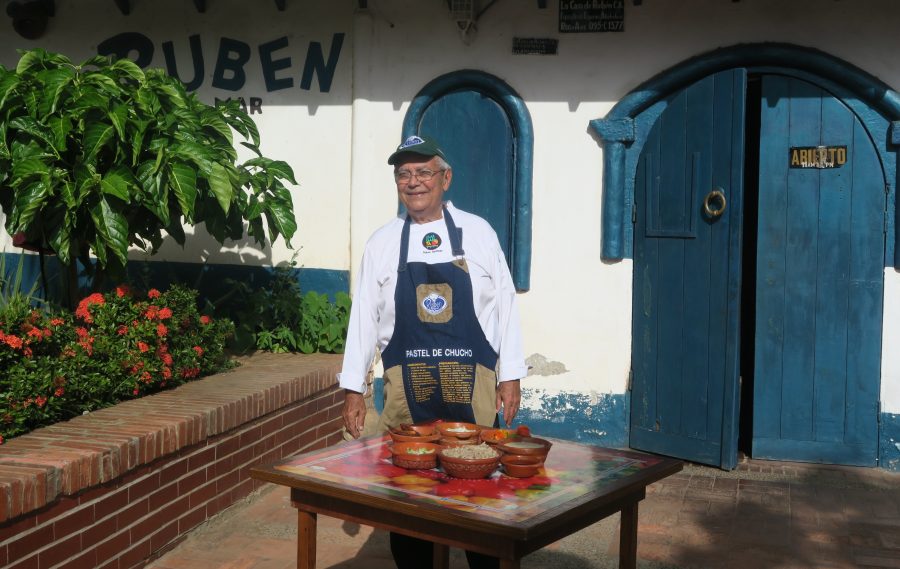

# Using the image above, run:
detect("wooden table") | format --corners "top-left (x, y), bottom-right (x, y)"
top-left (250, 435), bottom-right (682, 569)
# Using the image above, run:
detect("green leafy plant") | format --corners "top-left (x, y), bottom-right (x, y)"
top-left (253, 290), bottom-right (351, 354)
top-left (0, 284), bottom-right (234, 443)
top-left (0, 251), bottom-right (43, 311)
top-left (0, 49), bottom-right (297, 303)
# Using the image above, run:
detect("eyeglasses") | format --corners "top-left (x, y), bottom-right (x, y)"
top-left (394, 168), bottom-right (446, 183)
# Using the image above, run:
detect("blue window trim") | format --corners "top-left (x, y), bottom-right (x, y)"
top-left (402, 69), bottom-right (534, 291)
top-left (590, 42), bottom-right (900, 266)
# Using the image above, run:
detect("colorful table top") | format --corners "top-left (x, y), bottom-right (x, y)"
top-left (269, 435), bottom-right (671, 524)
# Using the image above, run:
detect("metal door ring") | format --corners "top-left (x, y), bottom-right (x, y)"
top-left (703, 189), bottom-right (726, 218)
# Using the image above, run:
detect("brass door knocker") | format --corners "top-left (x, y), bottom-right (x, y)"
top-left (703, 189), bottom-right (727, 218)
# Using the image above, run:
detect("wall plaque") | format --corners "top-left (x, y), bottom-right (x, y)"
top-left (512, 38), bottom-right (559, 55)
top-left (559, 0), bottom-right (624, 33)
top-left (789, 145), bottom-right (848, 169)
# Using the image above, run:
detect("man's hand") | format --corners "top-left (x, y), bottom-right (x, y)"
top-left (342, 390), bottom-right (367, 438)
top-left (496, 380), bottom-right (521, 427)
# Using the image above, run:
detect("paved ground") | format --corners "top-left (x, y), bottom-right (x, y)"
top-left (146, 457), bottom-right (899, 569)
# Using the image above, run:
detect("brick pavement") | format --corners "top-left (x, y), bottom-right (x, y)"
top-left (146, 457), bottom-right (900, 569)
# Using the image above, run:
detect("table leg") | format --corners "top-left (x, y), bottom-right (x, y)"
top-left (433, 543), bottom-right (449, 569)
top-left (618, 500), bottom-right (639, 569)
top-left (298, 509), bottom-right (317, 569)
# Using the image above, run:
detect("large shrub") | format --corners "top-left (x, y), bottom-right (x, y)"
top-left (0, 49), bottom-right (297, 302)
top-left (0, 285), bottom-right (233, 443)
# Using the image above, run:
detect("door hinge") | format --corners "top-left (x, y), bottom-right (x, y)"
top-left (632, 203), bottom-right (637, 224)
top-left (627, 369), bottom-right (633, 391)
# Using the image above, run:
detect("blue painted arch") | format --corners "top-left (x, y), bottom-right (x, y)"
top-left (591, 42), bottom-right (900, 264)
top-left (402, 70), bottom-right (534, 291)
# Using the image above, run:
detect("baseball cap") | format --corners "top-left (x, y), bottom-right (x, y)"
top-left (387, 135), bottom-right (447, 165)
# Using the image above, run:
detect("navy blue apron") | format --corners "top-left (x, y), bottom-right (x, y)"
top-left (381, 207), bottom-right (499, 424)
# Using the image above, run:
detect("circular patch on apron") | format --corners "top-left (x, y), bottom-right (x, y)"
top-left (422, 232), bottom-right (442, 250)
top-left (422, 292), bottom-right (447, 315)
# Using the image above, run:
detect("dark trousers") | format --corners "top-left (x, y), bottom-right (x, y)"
top-left (389, 532), bottom-right (499, 569)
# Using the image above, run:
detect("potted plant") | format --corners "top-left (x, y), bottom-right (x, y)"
top-left (0, 48), bottom-right (297, 306)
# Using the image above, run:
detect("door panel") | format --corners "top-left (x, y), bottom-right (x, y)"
top-left (753, 75), bottom-right (884, 465)
top-left (417, 90), bottom-right (515, 260)
top-left (630, 69), bottom-right (746, 468)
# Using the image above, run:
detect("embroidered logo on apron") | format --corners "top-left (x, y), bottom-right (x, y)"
top-left (422, 292), bottom-right (447, 315)
top-left (422, 232), bottom-right (442, 250)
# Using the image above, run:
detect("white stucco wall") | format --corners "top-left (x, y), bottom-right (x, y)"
top-left (1, 0), bottom-right (899, 413)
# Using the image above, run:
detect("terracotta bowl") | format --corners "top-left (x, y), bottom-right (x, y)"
top-left (390, 442), bottom-right (441, 470)
top-left (388, 424), bottom-right (441, 444)
top-left (497, 437), bottom-right (553, 458)
top-left (438, 447), bottom-right (500, 479)
top-left (500, 454), bottom-right (543, 478)
top-left (436, 422), bottom-right (482, 442)
top-left (479, 428), bottom-right (519, 446)
top-left (439, 436), bottom-right (479, 448)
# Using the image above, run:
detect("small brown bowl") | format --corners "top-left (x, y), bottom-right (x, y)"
top-left (497, 437), bottom-right (552, 458)
top-left (388, 424), bottom-right (441, 444)
top-left (390, 442), bottom-right (441, 470)
top-left (501, 454), bottom-right (543, 478)
top-left (479, 428), bottom-right (519, 445)
top-left (440, 436), bottom-right (479, 447)
top-left (436, 422), bottom-right (482, 441)
top-left (438, 447), bottom-right (501, 479)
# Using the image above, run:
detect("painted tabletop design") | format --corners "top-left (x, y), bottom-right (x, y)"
top-left (274, 436), bottom-right (664, 523)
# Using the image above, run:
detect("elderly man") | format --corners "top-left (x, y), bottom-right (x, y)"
top-left (339, 134), bottom-right (527, 569)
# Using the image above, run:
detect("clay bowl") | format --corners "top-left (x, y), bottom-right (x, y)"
top-left (438, 446), bottom-right (501, 479)
top-left (435, 422), bottom-right (482, 442)
top-left (439, 436), bottom-right (479, 448)
top-left (388, 424), bottom-right (441, 444)
top-left (390, 442), bottom-right (441, 470)
top-left (500, 454), bottom-right (543, 478)
top-left (479, 428), bottom-right (519, 446)
top-left (497, 437), bottom-right (553, 459)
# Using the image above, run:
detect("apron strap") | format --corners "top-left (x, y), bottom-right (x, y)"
top-left (443, 207), bottom-right (465, 257)
top-left (397, 206), bottom-right (464, 272)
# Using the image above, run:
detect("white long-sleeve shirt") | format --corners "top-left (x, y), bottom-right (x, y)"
top-left (338, 202), bottom-right (527, 393)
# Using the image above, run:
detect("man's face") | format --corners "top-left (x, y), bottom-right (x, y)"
top-left (394, 155), bottom-right (452, 223)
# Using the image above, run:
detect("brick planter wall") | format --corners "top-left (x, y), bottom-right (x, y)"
top-left (0, 352), bottom-right (344, 569)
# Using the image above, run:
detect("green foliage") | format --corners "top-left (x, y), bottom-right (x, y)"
top-left (0, 252), bottom-right (43, 311)
top-left (208, 263), bottom-right (350, 355)
top-left (255, 290), bottom-right (351, 354)
top-left (0, 285), bottom-right (234, 443)
top-left (0, 49), bottom-right (297, 284)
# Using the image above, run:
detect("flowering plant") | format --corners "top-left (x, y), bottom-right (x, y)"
top-left (0, 285), bottom-right (233, 443)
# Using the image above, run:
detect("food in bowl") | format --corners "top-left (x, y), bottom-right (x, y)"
top-left (389, 424), bottom-right (440, 444)
top-left (438, 444), bottom-right (500, 479)
top-left (498, 437), bottom-right (552, 458)
top-left (436, 422), bottom-right (482, 440)
top-left (391, 442), bottom-right (441, 470)
top-left (479, 428), bottom-right (518, 445)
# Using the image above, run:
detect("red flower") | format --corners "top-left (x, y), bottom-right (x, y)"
top-left (133, 388), bottom-right (139, 396)
top-left (76, 327), bottom-right (89, 338)
top-left (162, 367), bottom-right (172, 379)
top-left (75, 293), bottom-right (105, 323)
top-left (117, 325), bottom-right (129, 335)
top-left (144, 306), bottom-right (159, 320)
top-left (54, 387), bottom-right (65, 397)
top-left (50, 318), bottom-right (64, 326)
top-left (156, 324), bottom-right (168, 338)
top-left (35, 396), bottom-right (47, 408)
top-left (161, 353), bottom-right (173, 366)
top-left (137, 342), bottom-right (150, 353)
top-left (23, 347), bottom-right (33, 357)
top-left (193, 346), bottom-right (204, 356)
top-left (26, 328), bottom-right (43, 340)
top-left (158, 307), bottom-right (173, 320)
top-left (4, 334), bottom-right (23, 350)
top-left (148, 289), bottom-right (161, 299)
top-left (200, 315), bottom-right (211, 325)
top-left (141, 371), bottom-right (151, 382)
top-left (116, 285), bottom-right (131, 298)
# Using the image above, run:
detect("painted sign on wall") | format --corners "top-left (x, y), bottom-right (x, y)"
top-left (789, 145), bottom-right (848, 168)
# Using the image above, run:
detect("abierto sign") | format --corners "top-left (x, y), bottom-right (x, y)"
top-left (789, 145), bottom-right (848, 169)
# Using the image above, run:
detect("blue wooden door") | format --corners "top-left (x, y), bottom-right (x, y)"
top-left (417, 90), bottom-right (515, 260)
top-left (753, 76), bottom-right (884, 466)
top-left (631, 69), bottom-right (746, 468)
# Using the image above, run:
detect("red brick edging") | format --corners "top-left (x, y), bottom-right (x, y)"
top-left (0, 352), bottom-right (344, 569)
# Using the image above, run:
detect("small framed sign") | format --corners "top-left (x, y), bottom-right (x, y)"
top-left (512, 38), bottom-right (559, 55)
top-left (559, 0), bottom-right (624, 33)
top-left (789, 145), bottom-right (848, 169)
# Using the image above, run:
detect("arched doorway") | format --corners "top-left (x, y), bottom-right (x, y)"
top-left (592, 44), bottom-right (898, 469)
